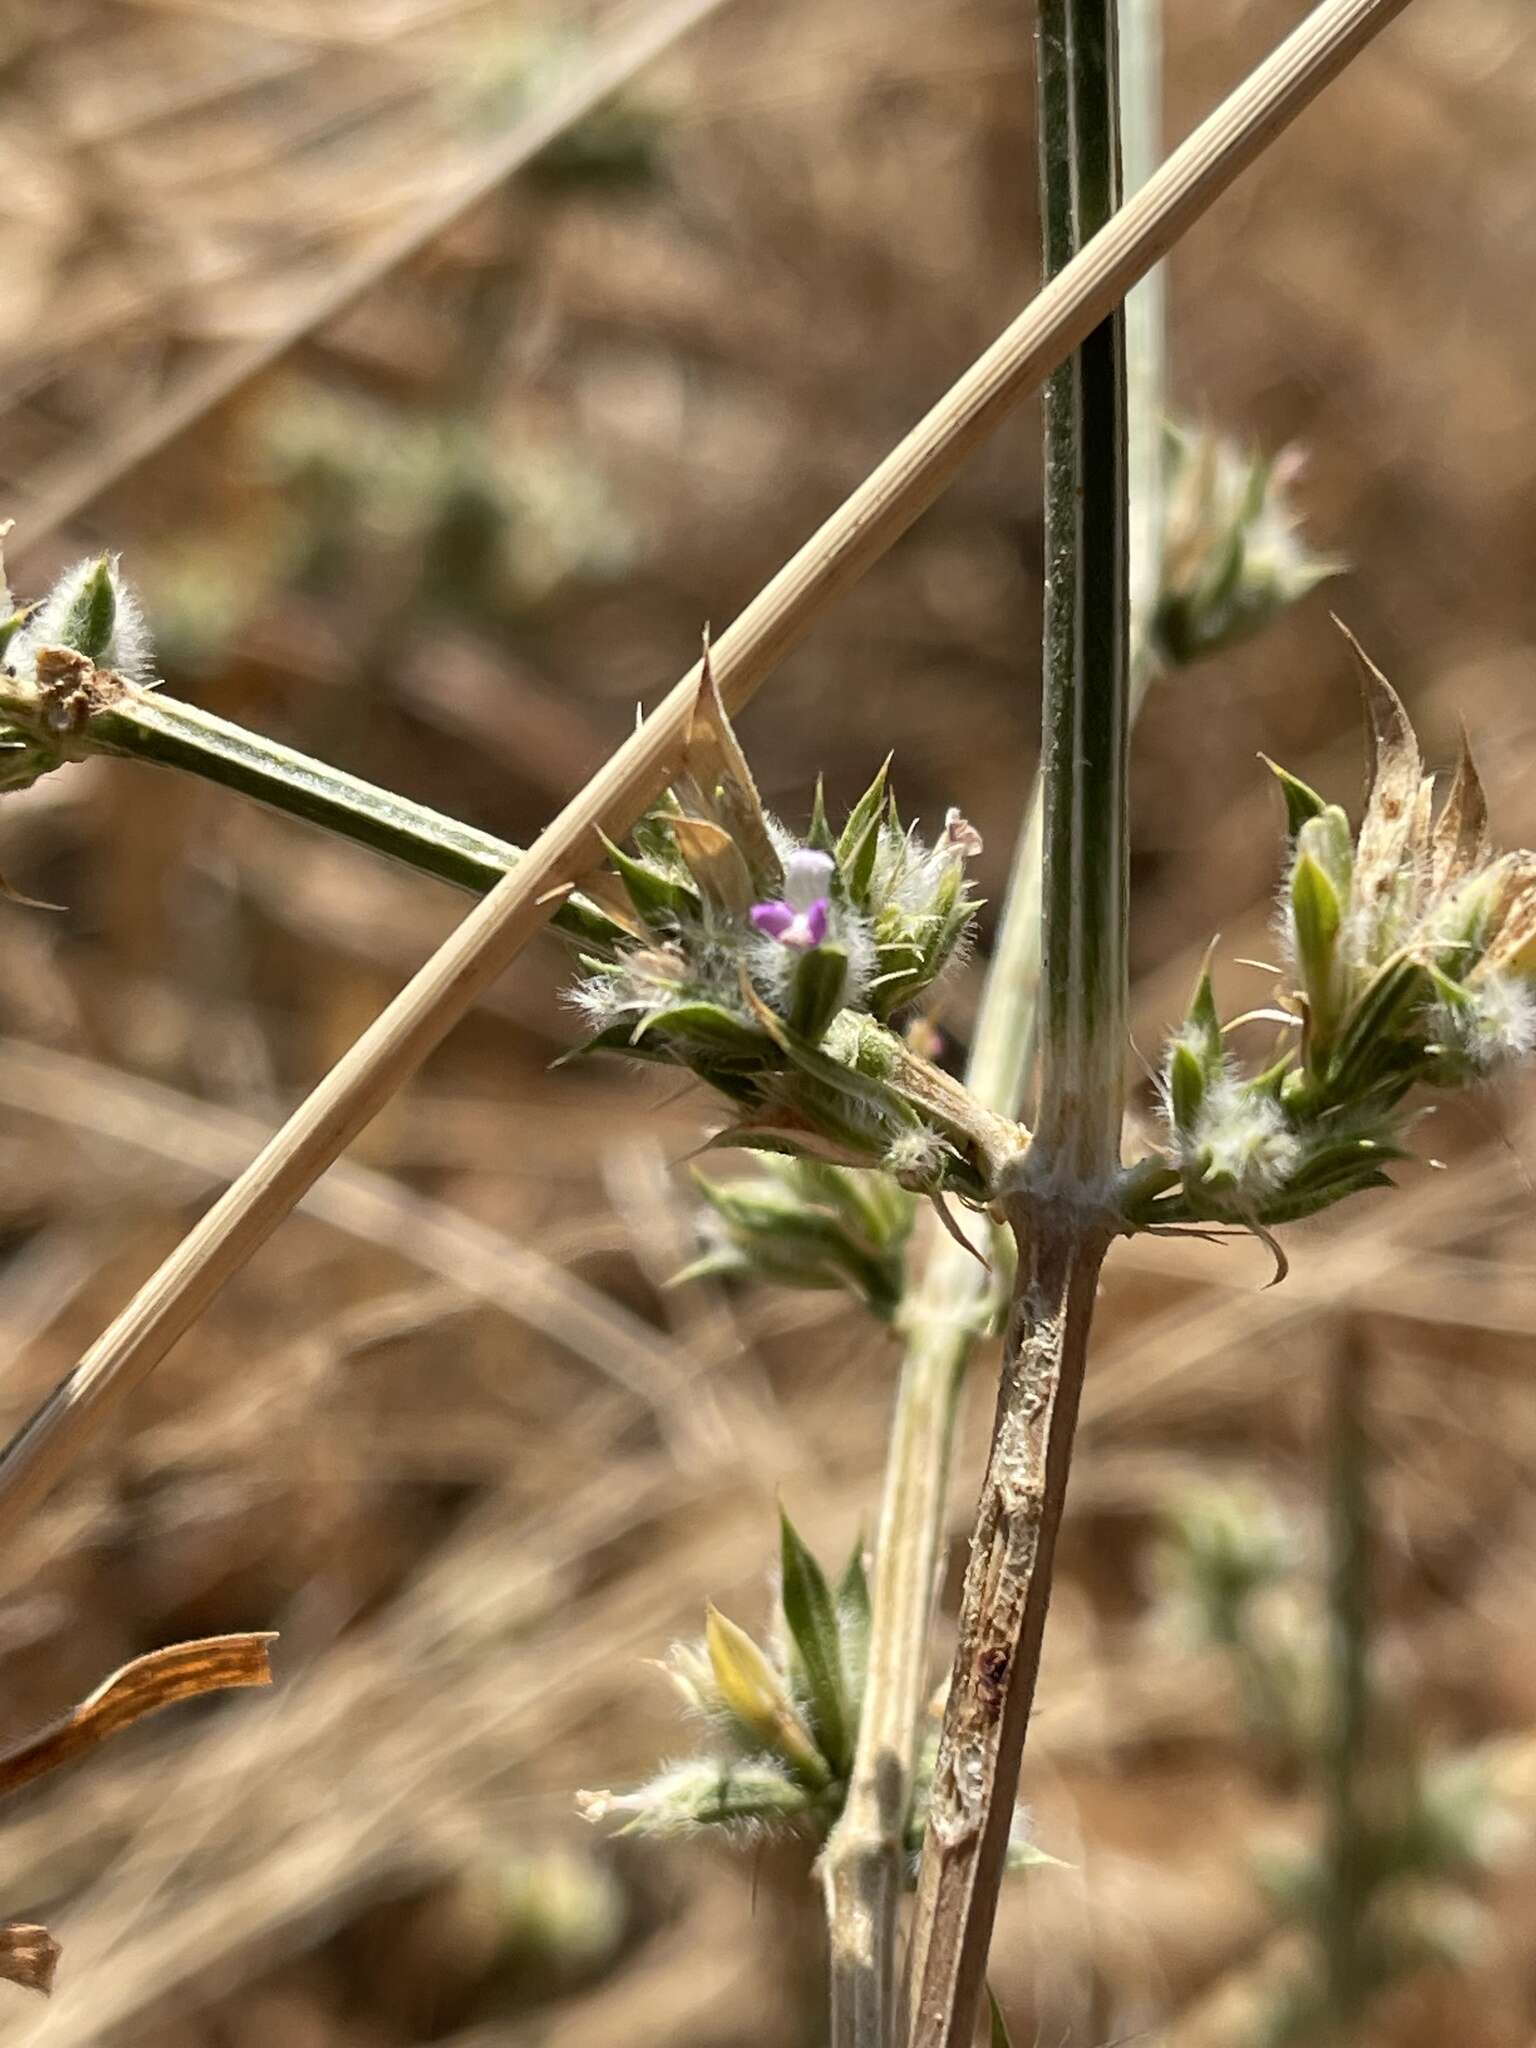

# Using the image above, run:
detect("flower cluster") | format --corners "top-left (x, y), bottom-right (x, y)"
top-left (1152, 425), bottom-right (1340, 668)
top-left (678, 1155), bottom-right (916, 1321)
top-left (1128, 634), bottom-right (1536, 1235)
top-left (578, 1509), bottom-right (1060, 1875)
top-left (568, 656), bottom-right (1012, 1202)
top-left (577, 1512), bottom-right (867, 1838)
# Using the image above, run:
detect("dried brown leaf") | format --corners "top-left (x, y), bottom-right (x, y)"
top-left (0, 1923), bottom-right (60, 1997)
top-left (682, 630), bottom-right (781, 887)
top-left (0, 1634), bottom-right (275, 1800)
top-left (1484, 854), bottom-right (1536, 975)
top-left (1431, 726), bottom-right (1491, 891)
top-left (667, 815), bottom-right (754, 917)
top-left (1337, 619), bottom-right (1421, 944)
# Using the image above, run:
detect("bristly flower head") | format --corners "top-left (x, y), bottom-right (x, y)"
top-left (565, 644), bottom-right (1015, 1203)
top-left (677, 1155), bottom-right (915, 1319)
top-left (1153, 426), bottom-right (1340, 668)
top-left (8, 554), bottom-right (153, 687)
top-left (578, 1514), bottom-right (867, 1841)
top-left (1129, 628), bottom-right (1536, 1238)
top-left (578, 1510), bottom-right (1062, 1878)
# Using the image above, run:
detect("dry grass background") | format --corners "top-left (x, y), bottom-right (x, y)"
top-left (0, 0), bottom-right (1532, 2041)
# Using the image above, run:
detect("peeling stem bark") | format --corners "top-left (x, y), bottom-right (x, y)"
top-left (903, 1201), bottom-right (1109, 2046)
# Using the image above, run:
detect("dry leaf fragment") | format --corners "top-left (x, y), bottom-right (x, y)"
top-left (1430, 726), bottom-right (1490, 892)
top-left (0, 1633), bottom-right (275, 1801)
top-left (682, 630), bottom-right (781, 886)
top-left (0, 1922), bottom-right (60, 1997)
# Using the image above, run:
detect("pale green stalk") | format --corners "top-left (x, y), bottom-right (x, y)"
top-left (905, 1), bottom-right (1129, 2041)
top-left (1321, 1317), bottom-right (1374, 2036)
top-left (4, 679), bottom-right (621, 950)
top-left (822, 10), bottom-right (1161, 2045)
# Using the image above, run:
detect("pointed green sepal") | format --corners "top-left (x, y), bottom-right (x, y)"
top-left (1262, 755), bottom-right (1328, 837)
top-left (59, 556), bottom-right (116, 663)
top-left (807, 775), bottom-right (834, 853)
top-left (1167, 1039), bottom-right (1208, 1135)
top-left (787, 942), bottom-right (850, 1042)
top-left (1290, 849), bottom-right (1343, 1060)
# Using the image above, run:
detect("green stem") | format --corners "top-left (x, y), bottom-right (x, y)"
top-left (906, 0), bottom-right (1128, 2037)
top-left (1032, 2), bottom-right (1129, 1178)
top-left (823, 11), bottom-right (1158, 2044)
top-left (27, 682), bottom-right (624, 951)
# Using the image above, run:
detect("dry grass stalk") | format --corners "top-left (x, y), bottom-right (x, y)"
top-left (0, 0), bottom-right (1413, 1577)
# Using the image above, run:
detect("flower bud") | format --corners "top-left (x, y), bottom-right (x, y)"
top-left (705, 1605), bottom-right (828, 1784)
top-left (11, 555), bottom-right (152, 683)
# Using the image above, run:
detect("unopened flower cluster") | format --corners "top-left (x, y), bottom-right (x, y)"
top-left (1152, 425), bottom-right (1339, 669)
top-left (568, 658), bottom-right (1009, 1202)
top-left (579, 1510), bottom-right (1057, 1875)
top-left (578, 1512), bottom-right (867, 1838)
top-left (678, 1155), bottom-right (916, 1321)
top-left (0, 550), bottom-right (151, 794)
top-left (1128, 638), bottom-right (1536, 1236)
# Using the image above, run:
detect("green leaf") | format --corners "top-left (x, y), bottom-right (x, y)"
top-left (779, 1508), bottom-right (853, 1776)
top-left (787, 943), bottom-right (850, 1042)
top-left (633, 1001), bottom-right (774, 1058)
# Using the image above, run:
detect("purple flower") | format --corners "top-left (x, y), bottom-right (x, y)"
top-left (750, 847), bottom-right (834, 950)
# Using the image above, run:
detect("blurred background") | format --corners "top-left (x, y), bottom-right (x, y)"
top-left (0, 0), bottom-right (1532, 2041)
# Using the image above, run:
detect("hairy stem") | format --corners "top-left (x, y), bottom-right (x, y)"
top-left (906, 0), bottom-right (1128, 2037)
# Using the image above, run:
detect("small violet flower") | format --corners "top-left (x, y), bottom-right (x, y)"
top-left (750, 847), bottom-right (834, 950)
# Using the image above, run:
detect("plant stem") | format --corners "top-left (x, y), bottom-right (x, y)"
top-left (904, 1209), bottom-right (1111, 2047)
top-left (0, 0), bottom-right (1413, 1571)
top-left (822, 810), bottom-right (1040, 2048)
top-left (1121, 0), bottom-right (1165, 686)
top-left (1322, 1316), bottom-right (1373, 2035)
top-left (905, 0), bottom-right (1128, 2038)
top-left (78, 683), bottom-right (624, 949)
top-left (824, 10), bottom-right (1161, 2040)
